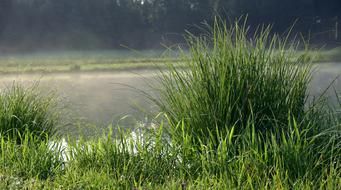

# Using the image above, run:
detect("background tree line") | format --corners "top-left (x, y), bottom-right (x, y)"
top-left (0, 0), bottom-right (340, 52)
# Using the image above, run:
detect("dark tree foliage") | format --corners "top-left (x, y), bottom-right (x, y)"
top-left (0, 0), bottom-right (12, 34)
top-left (0, 0), bottom-right (339, 51)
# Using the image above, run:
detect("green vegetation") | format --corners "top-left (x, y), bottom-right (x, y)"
top-left (0, 50), bottom-right (340, 74)
top-left (313, 47), bottom-right (341, 62)
top-left (0, 57), bottom-right (177, 74)
top-left (0, 133), bottom-right (63, 182)
top-left (0, 50), bottom-right (184, 73)
top-left (0, 59), bottom-right (169, 74)
top-left (0, 121), bottom-right (340, 189)
top-left (0, 21), bottom-right (340, 189)
top-left (153, 21), bottom-right (313, 144)
top-left (0, 84), bottom-right (61, 142)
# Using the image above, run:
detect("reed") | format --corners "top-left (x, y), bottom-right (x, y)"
top-left (0, 83), bottom-right (61, 142)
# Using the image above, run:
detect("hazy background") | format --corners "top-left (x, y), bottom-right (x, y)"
top-left (0, 0), bottom-right (340, 52)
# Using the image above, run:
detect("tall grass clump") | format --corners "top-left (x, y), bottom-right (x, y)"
top-left (0, 83), bottom-right (61, 142)
top-left (154, 19), bottom-right (313, 142)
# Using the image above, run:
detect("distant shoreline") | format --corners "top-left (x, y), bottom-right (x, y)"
top-left (0, 48), bottom-right (339, 74)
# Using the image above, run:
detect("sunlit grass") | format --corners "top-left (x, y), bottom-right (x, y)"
top-left (0, 48), bottom-right (339, 74)
top-left (0, 58), bottom-right (181, 74)
top-left (152, 20), bottom-right (316, 145)
top-left (0, 49), bottom-right (182, 73)
top-left (0, 121), bottom-right (339, 189)
top-left (0, 84), bottom-right (61, 142)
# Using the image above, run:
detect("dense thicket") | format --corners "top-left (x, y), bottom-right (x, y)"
top-left (0, 0), bottom-right (340, 51)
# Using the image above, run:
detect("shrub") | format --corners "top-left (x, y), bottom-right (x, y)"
top-left (0, 83), bottom-right (61, 142)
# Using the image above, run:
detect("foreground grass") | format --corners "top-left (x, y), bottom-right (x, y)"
top-left (0, 121), bottom-right (340, 189)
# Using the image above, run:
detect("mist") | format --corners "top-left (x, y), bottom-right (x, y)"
top-left (0, 0), bottom-right (340, 52)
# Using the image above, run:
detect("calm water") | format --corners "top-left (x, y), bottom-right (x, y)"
top-left (0, 63), bottom-right (340, 135)
top-left (0, 71), bottom-right (158, 134)
top-left (309, 63), bottom-right (341, 103)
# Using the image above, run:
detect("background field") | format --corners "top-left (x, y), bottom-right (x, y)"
top-left (0, 48), bottom-right (339, 74)
top-left (0, 49), bottom-right (181, 74)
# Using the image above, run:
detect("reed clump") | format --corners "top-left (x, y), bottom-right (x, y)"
top-left (0, 84), bottom-right (61, 142)
top-left (154, 20), bottom-right (313, 143)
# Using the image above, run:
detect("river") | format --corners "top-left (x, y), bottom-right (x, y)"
top-left (0, 63), bottom-right (340, 135)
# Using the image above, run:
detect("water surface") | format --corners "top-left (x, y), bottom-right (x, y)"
top-left (0, 63), bottom-right (340, 135)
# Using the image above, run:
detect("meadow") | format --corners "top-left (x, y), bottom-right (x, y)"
top-left (0, 47), bottom-right (340, 74)
top-left (0, 21), bottom-right (340, 189)
top-left (0, 49), bottom-right (181, 74)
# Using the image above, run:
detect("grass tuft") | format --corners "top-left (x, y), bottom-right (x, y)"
top-left (153, 19), bottom-right (313, 143)
top-left (0, 83), bottom-right (61, 142)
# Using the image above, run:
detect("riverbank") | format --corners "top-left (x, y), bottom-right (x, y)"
top-left (0, 48), bottom-right (340, 74)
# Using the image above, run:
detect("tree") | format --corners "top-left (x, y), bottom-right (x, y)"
top-left (0, 0), bottom-right (12, 35)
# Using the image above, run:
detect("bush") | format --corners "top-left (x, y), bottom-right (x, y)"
top-left (0, 83), bottom-right (61, 142)
top-left (154, 19), bottom-right (312, 143)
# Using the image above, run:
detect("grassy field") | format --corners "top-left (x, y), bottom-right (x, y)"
top-left (0, 21), bottom-right (340, 189)
top-left (0, 47), bottom-right (340, 74)
top-left (0, 49), bottom-right (182, 74)
top-left (314, 47), bottom-right (341, 62)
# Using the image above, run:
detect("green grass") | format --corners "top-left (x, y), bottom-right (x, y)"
top-left (0, 133), bottom-right (63, 180)
top-left (0, 58), bottom-right (180, 74)
top-left (151, 20), bottom-right (315, 145)
top-left (311, 47), bottom-right (341, 62)
top-left (0, 121), bottom-right (340, 189)
top-left (0, 21), bottom-right (340, 189)
top-left (0, 49), bottom-right (182, 74)
top-left (0, 48), bottom-right (339, 74)
top-left (0, 84), bottom-right (61, 142)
